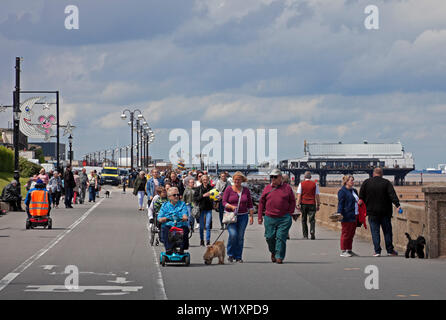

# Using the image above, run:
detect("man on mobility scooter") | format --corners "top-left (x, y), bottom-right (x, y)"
top-left (157, 187), bottom-right (190, 266)
top-left (24, 179), bottom-right (52, 229)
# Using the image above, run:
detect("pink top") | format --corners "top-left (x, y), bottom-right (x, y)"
top-left (222, 186), bottom-right (253, 215)
top-left (37, 173), bottom-right (49, 185)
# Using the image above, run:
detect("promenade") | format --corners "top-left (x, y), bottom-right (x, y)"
top-left (0, 186), bottom-right (445, 300)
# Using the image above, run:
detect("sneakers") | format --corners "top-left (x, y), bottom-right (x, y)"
top-left (206, 240), bottom-right (211, 246)
top-left (228, 256), bottom-right (234, 263)
top-left (348, 250), bottom-right (358, 257)
top-left (387, 250), bottom-right (398, 256)
top-left (236, 259), bottom-right (243, 263)
top-left (373, 252), bottom-right (381, 257)
top-left (340, 251), bottom-right (352, 257)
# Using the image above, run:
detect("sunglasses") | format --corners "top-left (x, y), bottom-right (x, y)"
top-left (270, 175), bottom-right (279, 179)
top-left (171, 194), bottom-right (180, 197)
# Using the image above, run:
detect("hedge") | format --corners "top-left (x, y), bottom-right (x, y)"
top-left (0, 146), bottom-right (14, 172)
top-left (0, 145), bottom-right (42, 177)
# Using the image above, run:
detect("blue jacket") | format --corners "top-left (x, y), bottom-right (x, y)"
top-left (157, 200), bottom-right (188, 228)
top-left (337, 186), bottom-right (358, 223)
top-left (146, 177), bottom-right (165, 200)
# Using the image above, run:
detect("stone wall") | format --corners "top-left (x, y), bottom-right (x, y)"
top-left (422, 186), bottom-right (446, 258)
top-left (317, 193), bottom-right (427, 254)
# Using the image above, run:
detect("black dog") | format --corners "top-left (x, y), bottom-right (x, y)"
top-left (405, 233), bottom-right (425, 259)
top-left (105, 190), bottom-right (110, 198)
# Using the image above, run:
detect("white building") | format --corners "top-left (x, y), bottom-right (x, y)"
top-left (284, 141), bottom-right (415, 169)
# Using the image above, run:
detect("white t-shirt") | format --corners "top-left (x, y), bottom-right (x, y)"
top-left (351, 190), bottom-right (359, 215)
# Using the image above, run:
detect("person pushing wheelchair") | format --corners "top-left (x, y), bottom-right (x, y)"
top-left (157, 187), bottom-right (190, 254)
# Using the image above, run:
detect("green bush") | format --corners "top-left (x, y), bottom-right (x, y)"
top-left (0, 146), bottom-right (14, 172)
top-left (19, 157), bottom-right (42, 178)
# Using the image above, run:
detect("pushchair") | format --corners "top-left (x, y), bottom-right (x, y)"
top-left (149, 211), bottom-right (161, 246)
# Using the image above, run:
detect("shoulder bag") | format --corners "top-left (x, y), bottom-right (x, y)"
top-left (222, 188), bottom-right (242, 224)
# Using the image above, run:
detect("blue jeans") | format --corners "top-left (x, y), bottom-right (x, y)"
top-left (218, 201), bottom-right (225, 227)
top-left (368, 216), bottom-right (394, 254)
top-left (64, 187), bottom-right (74, 207)
top-left (199, 209), bottom-right (212, 242)
top-left (186, 204), bottom-right (195, 228)
top-left (89, 186), bottom-right (96, 202)
top-left (227, 214), bottom-right (249, 260)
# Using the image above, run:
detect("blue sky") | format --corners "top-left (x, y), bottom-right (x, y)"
top-left (1, 0), bottom-right (445, 168)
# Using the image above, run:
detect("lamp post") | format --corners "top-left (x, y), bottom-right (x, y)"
top-left (13, 57), bottom-right (21, 181)
top-left (121, 108), bottom-right (142, 172)
top-left (68, 134), bottom-right (73, 166)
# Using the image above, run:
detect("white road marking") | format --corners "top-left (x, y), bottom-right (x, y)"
top-left (41, 265), bottom-right (58, 271)
top-left (108, 277), bottom-right (133, 284)
top-left (24, 285), bottom-right (142, 293)
top-left (147, 222), bottom-right (167, 300)
top-left (0, 198), bottom-right (105, 292)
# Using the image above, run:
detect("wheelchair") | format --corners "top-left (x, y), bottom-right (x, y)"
top-left (159, 219), bottom-right (190, 267)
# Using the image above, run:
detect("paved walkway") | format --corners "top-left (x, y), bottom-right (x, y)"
top-left (0, 187), bottom-right (445, 300)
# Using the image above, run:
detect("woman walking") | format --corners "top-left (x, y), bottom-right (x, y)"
top-left (222, 171), bottom-right (254, 263)
top-left (48, 171), bottom-right (63, 208)
top-left (133, 171), bottom-right (147, 211)
top-left (87, 170), bottom-right (98, 203)
top-left (337, 175), bottom-right (359, 257)
top-left (194, 175), bottom-right (214, 246)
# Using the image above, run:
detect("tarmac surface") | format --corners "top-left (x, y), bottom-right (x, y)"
top-left (0, 186), bottom-right (445, 300)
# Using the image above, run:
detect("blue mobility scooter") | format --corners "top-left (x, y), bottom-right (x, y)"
top-left (159, 219), bottom-right (190, 267)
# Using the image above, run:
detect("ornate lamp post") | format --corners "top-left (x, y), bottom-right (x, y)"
top-left (121, 108), bottom-right (142, 171)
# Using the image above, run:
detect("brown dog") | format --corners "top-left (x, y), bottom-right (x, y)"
top-left (203, 241), bottom-right (225, 265)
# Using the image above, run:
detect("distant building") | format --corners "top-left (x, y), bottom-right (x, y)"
top-left (32, 142), bottom-right (66, 161)
top-left (0, 128), bottom-right (28, 150)
top-left (282, 141), bottom-right (415, 170)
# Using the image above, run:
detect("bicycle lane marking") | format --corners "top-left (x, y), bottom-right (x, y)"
top-left (0, 198), bottom-right (105, 292)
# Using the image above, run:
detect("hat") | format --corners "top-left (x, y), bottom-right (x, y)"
top-left (269, 168), bottom-right (282, 176)
top-left (36, 179), bottom-right (44, 184)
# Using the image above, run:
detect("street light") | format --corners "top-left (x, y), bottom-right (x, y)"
top-left (121, 108), bottom-right (142, 172)
top-left (68, 134), bottom-right (73, 166)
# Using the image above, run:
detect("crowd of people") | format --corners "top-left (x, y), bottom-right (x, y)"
top-left (137, 166), bottom-right (402, 264)
top-left (1, 165), bottom-right (104, 215)
top-left (1, 164), bottom-right (402, 264)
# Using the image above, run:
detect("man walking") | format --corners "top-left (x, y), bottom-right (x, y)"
top-left (63, 165), bottom-right (76, 209)
top-left (296, 171), bottom-right (320, 240)
top-left (258, 169), bottom-right (296, 264)
top-left (78, 168), bottom-right (88, 204)
top-left (215, 172), bottom-right (231, 230)
top-left (359, 167), bottom-right (401, 257)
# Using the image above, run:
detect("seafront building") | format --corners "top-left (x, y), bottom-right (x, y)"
top-left (280, 141), bottom-right (415, 186)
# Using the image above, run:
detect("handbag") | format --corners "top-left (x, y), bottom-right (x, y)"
top-left (192, 205), bottom-right (201, 219)
top-left (222, 189), bottom-right (242, 224)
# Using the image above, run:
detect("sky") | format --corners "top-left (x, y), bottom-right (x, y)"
top-left (0, 0), bottom-right (445, 168)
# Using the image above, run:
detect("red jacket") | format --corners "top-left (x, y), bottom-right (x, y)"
top-left (358, 202), bottom-right (367, 229)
